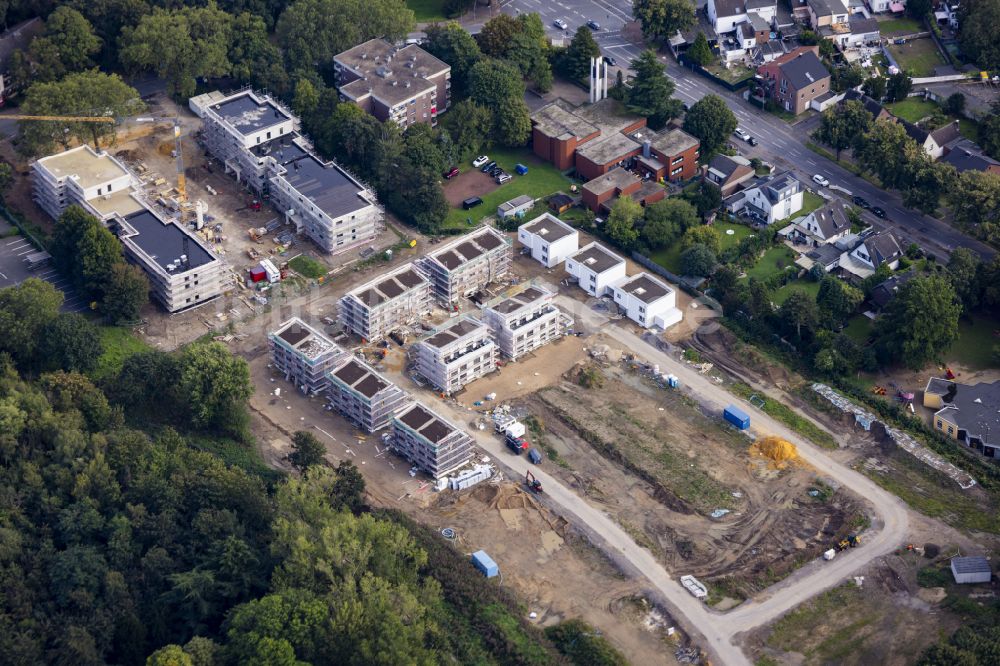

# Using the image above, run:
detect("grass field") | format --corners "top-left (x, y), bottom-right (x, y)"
top-left (887, 39), bottom-right (948, 77)
top-left (703, 61), bottom-right (755, 84)
top-left (746, 245), bottom-right (797, 280)
top-left (774, 279), bottom-right (820, 305)
top-left (441, 149), bottom-right (573, 230)
top-left (730, 382), bottom-right (839, 449)
top-left (648, 222), bottom-right (751, 273)
top-left (886, 97), bottom-right (938, 123)
top-left (288, 254), bottom-right (327, 279)
top-left (878, 17), bottom-right (923, 35)
top-left (946, 314), bottom-right (1000, 370)
top-left (91, 326), bottom-right (151, 382)
top-left (406, 0), bottom-right (446, 21)
top-left (844, 314), bottom-right (874, 345)
top-left (774, 190), bottom-right (825, 227)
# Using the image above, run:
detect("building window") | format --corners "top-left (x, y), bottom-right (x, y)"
top-left (948, 426), bottom-right (954, 435)
top-left (936, 419), bottom-right (943, 429)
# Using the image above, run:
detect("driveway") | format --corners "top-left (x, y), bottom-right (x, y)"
top-left (431, 295), bottom-right (911, 666)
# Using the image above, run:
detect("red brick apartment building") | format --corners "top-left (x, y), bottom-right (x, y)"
top-left (334, 39), bottom-right (451, 128)
top-left (581, 167), bottom-right (667, 214)
top-left (756, 46), bottom-right (830, 115)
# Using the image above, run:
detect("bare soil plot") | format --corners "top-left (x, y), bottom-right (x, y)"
top-left (442, 168), bottom-right (500, 207)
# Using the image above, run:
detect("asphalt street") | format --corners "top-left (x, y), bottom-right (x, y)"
top-left (428, 295), bottom-right (911, 666)
top-left (494, 0), bottom-right (993, 260)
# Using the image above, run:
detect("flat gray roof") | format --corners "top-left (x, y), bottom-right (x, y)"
top-left (274, 317), bottom-right (341, 360)
top-left (615, 273), bottom-right (671, 304)
top-left (582, 167), bottom-right (639, 196)
top-left (520, 214), bottom-right (576, 242)
top-left (576, 131), bottom-right (641, 166)
top-left (571, 242), bottom-right (624, 275)
top-left (281, 155), bottom-right (371, 220)
top-left (212, 93), bottom-right (292, 136)
top-left (120, 208), bottom-right (215, 271)
top-left (36, 146), bottom-right (130, 190)
top-left (335, 39), bottom-right (449, 107)
top-left (531, 100), bottom-right (599, 141)
top-left (951, 556), bottom-right (991, 574)
top-left (650, 128), bottom-right (699, 157)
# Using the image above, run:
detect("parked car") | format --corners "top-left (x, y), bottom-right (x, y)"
top-left (481, 160), bottom-right (496, 173)
top-left (586, 20), bottom-right (601, 30)
top-left (747, 136), bottom-right (758, 146)
top-left (603, 55), bottom-right (617, 66)
top-left (871, 206), bottom-right (887, 219)
top-left (812, 174), bottom-right (830, 187)
top-left (496, 172), bottom-right (512, 184)
top-left (553, 18), bottom-right (568, 29)
top-left (852, 195), bottom-right (871, 209)
top-left (733, 128), bottom-right (751, 141)
top-left (472, 155), bottom-right (489, 168)
top-left (488, 165), bottom-right (503, 176)
top-left (443, 166), bottom-right (459, 179)
top-left (462, 196), bottom-right (483, 210)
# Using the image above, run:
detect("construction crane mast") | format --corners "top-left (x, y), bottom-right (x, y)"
top-left (136, 117), bottom-right (185, 202)
top-left (5, 115), bottom-right (116, 123)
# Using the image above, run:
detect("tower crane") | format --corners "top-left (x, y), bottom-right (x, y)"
top-left (4, 115), bottom-right (116, 123)
top-left (135, 116), bottom-right (186, 203)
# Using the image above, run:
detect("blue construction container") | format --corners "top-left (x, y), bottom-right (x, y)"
top-left (528, 448), bottom-right (543, 464)
top-left (515, 163), bottom-right (529, 175)
top-left (724, 405), bottom-right (750, 430)
top-left (471, 550), bottom-right (499, 578)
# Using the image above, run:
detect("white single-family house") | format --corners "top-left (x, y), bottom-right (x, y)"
top-left (517, 213), bottom-right (579, 268)
top-left (565, 242), bottom-right (627, 297)
top-left (610, 273), bottom-right (683, 329)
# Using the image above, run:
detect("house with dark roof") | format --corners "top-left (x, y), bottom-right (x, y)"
top-left (725, 171), bottom-right (804, 224)
top-left (903, 119), bottom-right (962, 160)
top-left (926, 378), bottom-right (1000, 458)
top-left (756, 46), bottom-right (831, 114)
top-left (787, 202), bottom-right (850, 246)
top-left (843, 90), bottom-right (893, 121)
top-left (807, 0), bottom-right (849, 30)
top-left (703, 154), bottom-right (756, 196)
top-left (840, 14), bottom-right (880, 49)
top-left (867, 269), bottom-right (915, 311)
top-left (941, 139), bottom-right (1000, 174)
top-left (847, 230), bottom-right (903, 273)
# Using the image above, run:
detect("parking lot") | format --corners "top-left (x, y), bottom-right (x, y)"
top-left (0, 234), bottom-right (89, 313)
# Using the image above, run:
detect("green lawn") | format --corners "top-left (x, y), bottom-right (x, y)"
top-left (703, 61), bottom-right (755, 84)
top-left (886, 97), bottom-right (938, 123)
top-left (441, 149), bottom-right (574, 230)
top-left (775, 190), bottom-right (825, 227)
top-left (746, 245), bottom-right (797, 280)
top-left (887, 39), bottom-right (948, 77)
top-left (946, 314), bottom-right (1000, 370)
top-left (878, 17), bottom-right (922, 35)
top-left (648, 222), bottom-right (752, 274)
top-left (843, 314), bottom-right (874, 345)
top-left (288, 254), bottom-right (327, 279)
top-left (91, 326), bottom-right (151, 382)
top-left (774, 279), bottom-right (820, 305)
top-left (406, 0), bottom-right (446, 21)
top-left (958, 118), bottom-right (979, 142)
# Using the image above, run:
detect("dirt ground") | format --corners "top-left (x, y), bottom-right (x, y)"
top-left (442, 168), bottom-right (500, 206)
top-left (246, 353), bottom-right (685, 665)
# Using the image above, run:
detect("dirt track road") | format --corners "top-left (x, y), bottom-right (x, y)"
top-left (435, 296), bottom-right (912, 666)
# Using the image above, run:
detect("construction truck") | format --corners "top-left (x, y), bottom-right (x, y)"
top-left (837, 534), bottom-right (862, 551)
top-left (506, 433), bottom-right (529, 454)
top-left (525, 471), bottom-right (542, 493)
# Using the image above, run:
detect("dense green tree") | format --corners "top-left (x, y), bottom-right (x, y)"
top-left (681, 224), bottom-right (721, 254)
top-left (179, 342), bottom-right (253, 429)
top-left (680, 243), bottom-right (716, 277)
top-left (958, 0), bottom-right (1000, 71)
top-left (494, 102), bottom-right (532, 146)
top-left (546, 619), bottom-right (628, 666)
top-left (626, 49), bottom-right (682, 128)
top-left (885, 71), bottom-right (913, 103)
top-left (147, 644), bottom-right (194, 666)
top-left (230, 11), bottom-right (288, 94)
top-left (686, 31), bottom-right (713, 66)
top-left (292, 77), bottom-right (320, 118)
top-left (907, 0), bottom-right (932, 18)
top-left (875, 275), bottom-right (961, 369)
top-left (469, 59), bottom-right (531, 146)
top-left (945, 92), bottom-right (966, 116)
top-left (947, 247), bottom-right (983, 310)
top-left (476, 14), bottom-right (520, 57)
top-left (316, 104), bottom-right (384, 182)
top-left (0, 278), bottom-right (63, 366)
top-left (633, 0), bottom-right (695, 41)
top-left (289, 431), bottom-right (326, 472)
top-left (814, 99), bottom-right (873, 159)
top-left (641, 198), bottom-right (697, 249)
top-left (683, 94), bottom-right (737, 156)
top-left (52, 205), bottom-right (99, 279)
top-left (862, 76), bottom-right (886, 101)
top-left (506, 13), bottom-right (553, 92)
top-left (687, 181), bottom-right (723, 219)
top-left (0, 162), bottom-right (12, 192)
top-left (119, 3), bottom-right (234, 99)
top-left (779, 291), bottom-right (820, 340)
top-left (423, 22), bottom-right (482, 95)
top-left (562, 26), bottom-right (602, 81)
top-left (77, 222), bottom-right (123, 300)
top-left (18, 71), bottom-right (144, 156)
top-left (276, 0), bottom-right (415, 72)
top-left (855, 118), bottom-right (914, 190)
top-left (980, 101), bottom-right (1000, 160)
top-left (816, 276), bottom-right (863, 325)
top-left (902, 152), bottom-right (955, 215)
top-left (101, 263), bottom-right (149, 323)
top-left (29, 6), bottom-right (101, 81)
top-left (604, 197), bottom-right (643, 249)
top-left (949, 170), bottom-right (1000, 243)
top-left (441, 100), bottom-right (492, 163)
top-left (36, 313), bottom-right (103, 374)
top-left (831, 64), bottom-right (864, 93)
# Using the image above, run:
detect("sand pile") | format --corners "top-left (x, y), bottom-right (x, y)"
top-left (751, 436), bottom-right (798, 467)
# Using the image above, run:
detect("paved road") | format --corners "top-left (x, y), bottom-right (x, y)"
top-left (491, 0), bottom-right (992, 260)
top-left (434, 297), bottom-right (910, 665)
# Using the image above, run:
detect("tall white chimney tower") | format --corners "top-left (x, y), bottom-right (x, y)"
top-left (589, 56), bottom-right (608, 104)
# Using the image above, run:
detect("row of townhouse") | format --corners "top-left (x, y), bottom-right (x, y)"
top-left (190, 89), bottom-right (384, 256)
top-left (269, 317), bottom-right (474, 479)
top-left (518, 213), bottom-right (684, 331)
top-left (32, 145), bottom-right (229, 312)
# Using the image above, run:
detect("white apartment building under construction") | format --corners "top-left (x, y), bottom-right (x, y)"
top-left (268, 317), bottom-right (349, 395)
top-left (338, 262), bottom-right (432, 342)
top-left (32, 145), bottom-right (228, 312)
top-left (190, 89), bottom-right (383, 255)
top-left (482, 285), bottom-right (566, 360)
top-left (390, 402), bottom-right (474, 479)
top-left (417, 226), bottom-right (511, 306)
top-left (413, 316), bottom-right (496, 395)
top-left (327, 355), bottom-right (410, 432)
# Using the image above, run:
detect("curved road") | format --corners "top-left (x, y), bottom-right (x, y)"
top-left (437, 297), bottom-right (911, 666)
